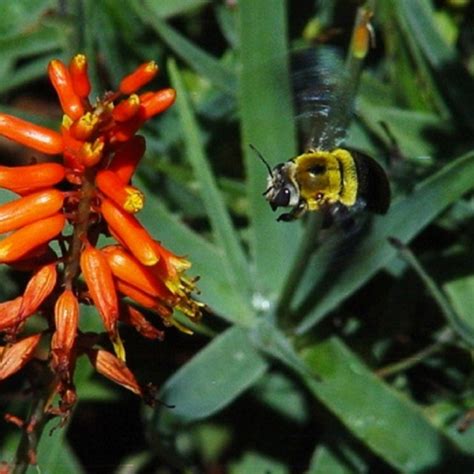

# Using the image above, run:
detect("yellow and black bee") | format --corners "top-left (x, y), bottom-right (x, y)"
top-left (260, 147), bottom-right (390, 222)
top-left (257, 45), bottom-right (391, 223)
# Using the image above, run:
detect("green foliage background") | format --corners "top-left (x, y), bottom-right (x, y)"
top-left (1, 0), bottom-right (474, 472)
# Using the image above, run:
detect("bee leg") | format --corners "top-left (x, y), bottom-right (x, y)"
top-left (277, 201), bottom-right (307, 222)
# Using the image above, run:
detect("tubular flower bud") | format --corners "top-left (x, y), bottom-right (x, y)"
top-left (140, 88), bottom-right (176, 120)
top-left (101, 199), bottom-right (159, 266)
top-left (0, 214), bottom-right (65, 263)
top-left (19, 264), bottom-right (57, 319)
top-left (0, 114), bottom-right (64, 155)
top-left (88, 349), bottom-right (142, 396)
top-left (51, 290), bottom-right (79, 380)
top-left (121, 305), bottom-right (164, 340)
top-left (0, 297), bottom-right (24, 331)
top-left (96, 170), bottom-right (144, 213)
top-left (119, 61), bottom-right (159, 95)
top-left (108, 135), bottom-right (146, 184)
top-left (351, 9), bottom-right (374, 60)
top-left (80, 243), bottom-right (119, 337)
top-left (112, 95), bottom-right (140, 122)
top-left (48, 59), bottom-right (85, 120)
top-left (0, 190), bottom-right (64, 235)
top-left (69, 54), bottom-right (91, 99)
top-left (0, 334), bottom-right (42, 381)
top-left (101, 245), bottom-right (172, 300)
top-left (0, 163), bottom-right (65, 194)
top-left (70, 112), bottom-right (99, 141)
top-left (115, 280), bottom-right (173, 319)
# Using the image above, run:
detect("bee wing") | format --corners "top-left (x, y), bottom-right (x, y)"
top-left (291, 47), bottom-right (352, 151)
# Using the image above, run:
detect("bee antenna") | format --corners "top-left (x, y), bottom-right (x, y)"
top-left (249, 144), bottom-right (273, 177)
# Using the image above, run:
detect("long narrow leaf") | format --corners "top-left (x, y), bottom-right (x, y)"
top-left (168, 59), bottom-right (253, 309)
top-left (239, 0), bottom-right (301, 298)
top-left (302, 338), bottom-right (471, 471)
top-left (130, 0), bottom-right (237, 95)
top-left (152, 326), bottom-right (268, 425)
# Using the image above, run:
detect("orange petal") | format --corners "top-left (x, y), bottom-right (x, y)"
top-left (121, 305), bottom-right (164, 340)
top-left (88, 349), bottom-right (142, 396)
top-left (20, 263), bottom-right (57, 318)
top-left (69, 54), bottom-right (91, 99)
top-left (115, 279), bottom-right (172, 319)
top-left (69, 112), bottom-right (99, 141)
top-left (119, 61), bottom-right (159, 95)
top-left (0, 333), bottom-right (42, 381)
top-left (152, 241), bottom-right (191, 293)
top-left (0, 296), bottom-right (23, 331)
top-left (51, 289), bottom-right (79, 379)
top-left (0, 213), bottom-right (65, 263)
top-left (96, 170), bottom-right (144, 213)
top-left (0, 163), bottom-right (65, 194)
top-left (0, 189), bottom-right (64, 235)
top-left (80, 244), bottom-right (118, 336)
top-left (112, 95), bottom-right (140, 122)
top-left (139, 88), bottom-right (176, 120)
top-left (0, 114), bottom-right (64, 155)
top-left (100, 199), bottom-right (158, 266)
top-left (108, 136), bottom-right (146, 184)
top-left (101, 245), bottom-right (172, 300)
top-left (48, 59), bottom-right (85, 120)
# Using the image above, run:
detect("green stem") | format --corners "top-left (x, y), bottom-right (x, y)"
top-left (12, 367), bottom-right (56, 474)
top-left (376, 327), bottom-right (454, 378)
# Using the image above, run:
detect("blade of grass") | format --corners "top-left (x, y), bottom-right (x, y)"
top-left (301, 337), bottom-right (472, 472)
top-left (141, 0), bottom-right (210, 19)
top-left (296, 150), bottom-right (474, 333)
top-left (239, 0), bottom-right (301, 298)
top-left (130, 0), bottom-right (237, 95)
top-left (168, 58), bottom-right (253, 310)
top-left (152, 326), bottom-right (268, 425)
top-left (397, 0), bottom-right (474, 130)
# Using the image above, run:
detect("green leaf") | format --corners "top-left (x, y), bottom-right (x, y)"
top-left (153, 327), bottom-right (268, 424)
top-left (168, 58), bottom-right (253, 309)
top-left (296, 150), bottom-right (474, 333)
top-left (397, 0), bottom-right (474, 129)
top-left (308, 445), bottom-right (358, 474)
top-left (302, 337), bottom-right (471, 472)
top-left (27, 432), bottom-right (84, 474)
top-left (130, 0), bottom-right (237, 95)
top-left (239, 0), bottom-right (302, 298)
top-left (0, 0), bottom-right (53, 37)
top-left (444, 275), bottom-right (474, 337)
top-left (229, 451), bottom-right (289, 474)
top-left (141, 0), bottom-right (210, 19)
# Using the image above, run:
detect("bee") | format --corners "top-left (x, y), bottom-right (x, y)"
top-left (258, 146), bottom-right (390, 222)
top-left (256, 46), bottom-right (391, 223)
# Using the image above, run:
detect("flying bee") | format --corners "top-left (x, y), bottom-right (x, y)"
top-left (257, 47), bottom-right (391, 223)
top-left (259, 147), bottom-right (390, 222)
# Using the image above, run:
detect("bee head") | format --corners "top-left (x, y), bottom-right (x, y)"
top-left (249, 144), bottom-right (300, 215)
top-left (263, 163), bottom-right (300, 210)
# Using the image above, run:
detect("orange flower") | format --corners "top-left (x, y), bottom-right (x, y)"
top-left (0, 54), bottom-right (202, 429)
top-left (51, 290), bottom-right (79, 382)
top-left (0, 334), bottom-right (42, 381)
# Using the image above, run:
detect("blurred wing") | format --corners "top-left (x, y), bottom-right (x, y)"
top-left (291, 47), bottom-right (352, 151)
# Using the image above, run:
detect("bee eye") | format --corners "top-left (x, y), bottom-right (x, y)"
top-left (274, 188), bottom-right (291, 207)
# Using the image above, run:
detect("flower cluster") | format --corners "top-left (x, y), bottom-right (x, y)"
top-left (0, 55), bottom-right (202, 419)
